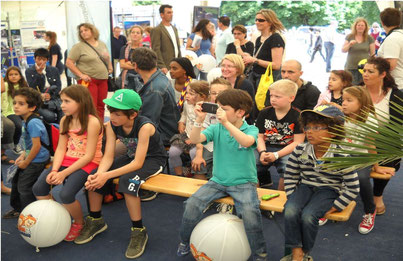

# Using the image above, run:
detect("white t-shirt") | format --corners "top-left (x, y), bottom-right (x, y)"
top-left (165, 25), bottom-right (179, 58)
top-left (378, 29), bottom-right (403, 90)
top-left (215, 27), bottom-right (234, 64)
top-left (374, 88), bottom-right (392, 124)
top-left (343, 116), bottom-right (378, 153)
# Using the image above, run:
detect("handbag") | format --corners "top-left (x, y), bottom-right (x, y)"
top-left (255, 63), bottom-right (273, 111)
top-left (83, 41), bottom-right (118, 92)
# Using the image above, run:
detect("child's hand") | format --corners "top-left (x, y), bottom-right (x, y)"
top-left (17, 160), bottom-right (29, 169)
top-left (192, 156), bottom-right (206, 172)
top-left (85, 173), bottom-right (98, 191)
top-left (178, 122), bottom-right (186, 134)
top-left (264, 153), bottom-right (277, 163)
top-left (52, 172), bottom-right (67, 185)
top-left (14, 154), bottom-right (25, 165)
top-left (88, 173), bottom-right (107, 190)
top-left (194, 102), bottom-right (207, 121)
top-left (259, 152), bottom-right (270, 165)
top-left (184, 139), bottom-right (192, 145)
top-left (46, 171), bottom-right (57, 184)
top-left (216, 107), bottom-right (228, 124)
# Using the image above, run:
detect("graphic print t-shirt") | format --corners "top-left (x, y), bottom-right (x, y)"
top-left (256, 106), bottom-right (302, 147)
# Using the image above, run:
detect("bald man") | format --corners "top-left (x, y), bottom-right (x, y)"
top-left (264, 60), bottom-right (320, 111)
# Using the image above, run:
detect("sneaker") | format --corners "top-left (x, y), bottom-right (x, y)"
top-left (139, 190), bottom-right (158, 202)
top-left (176, 242), bottom-right (190, 257)
top-left (358, 210), bottom-right (376, 234)
top-left (74, 216), bottom-right (108, 244)
top-left (216, 203), bottom-right (233, 214)
top-left (318, 218), bottom-right (328, 226)
top-left (2, 209), bottom-right (20, 219)
top-left (64, 223), bottom-right (83, 241)
top-left (125, 227), bottom-right (148, 259)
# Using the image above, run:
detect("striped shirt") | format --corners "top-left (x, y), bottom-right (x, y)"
top-left (284, 143), bottom-right (359, 211)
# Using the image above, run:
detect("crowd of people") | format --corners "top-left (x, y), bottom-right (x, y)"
top-left (1, 4), bottom-right (403, 261)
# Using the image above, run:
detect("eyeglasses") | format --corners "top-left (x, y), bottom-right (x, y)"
top-left (255, 18), bottom-right (266, 23)
top-left (303, 126), bottom-right (328, 132)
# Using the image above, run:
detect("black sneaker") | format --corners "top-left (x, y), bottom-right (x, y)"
top-left (139, 190), bottom-right (158, 202)
top-left (74, 216), bottom-right (108, 244)
top-left (125, 227), bottom-right (148, 259)
top-left (2, 209), bottom-right (20, 219)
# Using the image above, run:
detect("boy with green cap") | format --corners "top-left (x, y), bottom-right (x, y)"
top-left (75, 89), bottom-right (167, 259)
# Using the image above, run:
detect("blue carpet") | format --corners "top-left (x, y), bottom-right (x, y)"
top-left (1, 160), bottom-right (402, 261)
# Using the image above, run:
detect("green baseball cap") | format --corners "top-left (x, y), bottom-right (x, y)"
top-left (103, 89), bottom-right (142, 111)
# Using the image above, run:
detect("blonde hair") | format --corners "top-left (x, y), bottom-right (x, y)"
top-left (210, 78), bottom-right (231, 89)
top-left (257, 9), bottom-right (285, 33)
top-left (222, 54), bottom-right (244, 76)
top-left (269, 79), bottom-right (298, 97)
top-left (77, 23), bottom-right (100, 41)
top-left (350, 17), bottom-right (369, 42)
top-left (129, 25), bottom-right (144, 35)
top-left (188, 80), bottom-right (210, 99)
top-left (342, 86), bottom-right (375, 122)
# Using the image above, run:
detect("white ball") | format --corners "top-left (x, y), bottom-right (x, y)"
top-left (207, 68), bottom-right (222, 83)
top-left (18, 200), bottom-right (71, 248)
top-left (190, 213), bottom-right (251, 261)
top-left (183, 50), bottom-right (199, 66)
top-left (198, 55), bottom-right (217, 73)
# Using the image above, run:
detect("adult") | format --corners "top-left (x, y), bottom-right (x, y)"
top-left (225, 24), bottom-right (254, 57)
top-left (169, 57), bottom-right (197, 108)
top-left (66, 23), bottom-right (112, 122)
top-left (151, 4), bottom-right (181, 74)
top-left (362, 57), bottom-right (402, 215)
top-left (131, 47), bottom-right (180, 146)
top-left (342, 17), bottom-right (375, 85)
top-left (323, 20), bottom-right (338, 72)
top-left (45, 31), bottom-right (64, 75)
top-left (370, 22), bottom-right (382, 53)
top-left (309, 29), bottom-right (326, 63)
top-left (111, 26), bottom-right (127, 77)
top-left (378, 8), bottom-right (403, 90)
top-left (215, 16), bottom-right (234, 64)
top-left (243, 9), bottom-right (285, 90)
top-left (265, 60), bottom-right (320, 111)
top-left (119, 25), bottom-right (145, 90)
top-left (186, 19), bottom-right (214, 81)
top-left (25, 48), bottom-right (62, 123)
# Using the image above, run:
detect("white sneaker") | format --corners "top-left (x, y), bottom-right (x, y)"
top-left (318, 218), bottom-right (328, 226)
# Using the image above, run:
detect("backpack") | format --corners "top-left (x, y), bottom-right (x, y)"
top-left (25, 114), bottom-right (59, 156)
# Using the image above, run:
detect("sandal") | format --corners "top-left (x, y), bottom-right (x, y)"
top-left (1, 154), bottom-right (15, 165)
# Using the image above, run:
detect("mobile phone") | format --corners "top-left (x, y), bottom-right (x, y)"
top-left (261, 193), bottom-right (280, 201)
top-left (201, 102), bottom-right (218, 114)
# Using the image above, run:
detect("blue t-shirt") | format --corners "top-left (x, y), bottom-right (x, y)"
top-left (189, 33), bottom-right (212, 56)
top-left (202, 121), bottom-right (258, 186)
top-left (22, 118), bottom-right (50, 163)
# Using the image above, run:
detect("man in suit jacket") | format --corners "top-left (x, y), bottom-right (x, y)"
top-left (25, 48), bottom-right (62, 123)
top-left (151, 4), bottom-right (181, 74)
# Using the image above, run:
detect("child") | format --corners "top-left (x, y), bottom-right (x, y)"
top-left (191, 78), bottom-right (232, 181)
top-left (177, 89), bottom-right (269, 261)
top-left (256, 79), bottom-right (305, 190)
top-left (32, 85), bottom-right (103, 241)
top-left (281, 105), bottom-right (359, 261)
top-left (1, 66), bottom-right (29, 149)
top-left (169, 81), bottom-right (210, 177)
top-left (341, 86), bottom-right (394, 234)
top-left (315, 70), bottom-right (353, 110)
top-left (78, 89), bottom-right (167, 259)
top-left (2, 88), bottom-right (50, 219)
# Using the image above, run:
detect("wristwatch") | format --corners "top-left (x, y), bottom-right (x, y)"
top-left (273, 152), bottom-right (279, 160)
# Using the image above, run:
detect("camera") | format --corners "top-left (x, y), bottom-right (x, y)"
top-left (201, 102), bottom-right (218, 114)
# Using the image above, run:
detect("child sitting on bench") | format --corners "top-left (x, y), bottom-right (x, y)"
top-left (177, 89), bottom-right (269, 261)
top-left (81, 89), bottom-right (167, 259)
top-left (281, 105), bottom-right (359, 261)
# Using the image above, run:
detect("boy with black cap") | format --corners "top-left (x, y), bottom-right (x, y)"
top-left (281, 105), bottom-right (359, 261)
top-left (76, 89), bottom-right (167, 259)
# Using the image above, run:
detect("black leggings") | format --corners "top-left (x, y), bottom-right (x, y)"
top-left (373, 159), bottom-right (400, 197)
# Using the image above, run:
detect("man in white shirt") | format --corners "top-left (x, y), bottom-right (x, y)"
top-left (377, 8), bottom-right (403, 90)
top-left (151, 4), bottom-right (181, 74)
top-left (215, 16), bottom-right (234, 64)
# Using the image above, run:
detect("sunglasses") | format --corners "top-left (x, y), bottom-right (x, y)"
top-left (255, 18), bottom-right (266, 23)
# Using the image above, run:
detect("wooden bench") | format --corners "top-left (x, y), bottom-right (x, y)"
top-left (116, 174), bottom-right (356, 221)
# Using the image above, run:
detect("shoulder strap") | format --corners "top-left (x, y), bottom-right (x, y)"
top-left (83, 41), bottom-right (109, 72)
top-left (25, 114), bottom-right (51, 151)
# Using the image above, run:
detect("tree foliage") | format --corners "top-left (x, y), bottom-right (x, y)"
top-left (220, 0), bottom-right (381, 31)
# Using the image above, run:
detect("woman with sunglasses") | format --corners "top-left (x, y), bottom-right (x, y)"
top-left (243, 9), bottom-right (285, 90)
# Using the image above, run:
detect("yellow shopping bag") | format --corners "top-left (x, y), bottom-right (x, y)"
top-left (255, 63), bottom-right (273, 111)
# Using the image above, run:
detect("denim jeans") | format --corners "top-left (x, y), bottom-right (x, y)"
top-left (284, 184), bottom-right (338, 253)
top-left (324, 41), bottom-right (334, 72)
top-left (256, 146), bottom-right (290, 182)
top-left (180, 180), bottom-right (267, 256)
